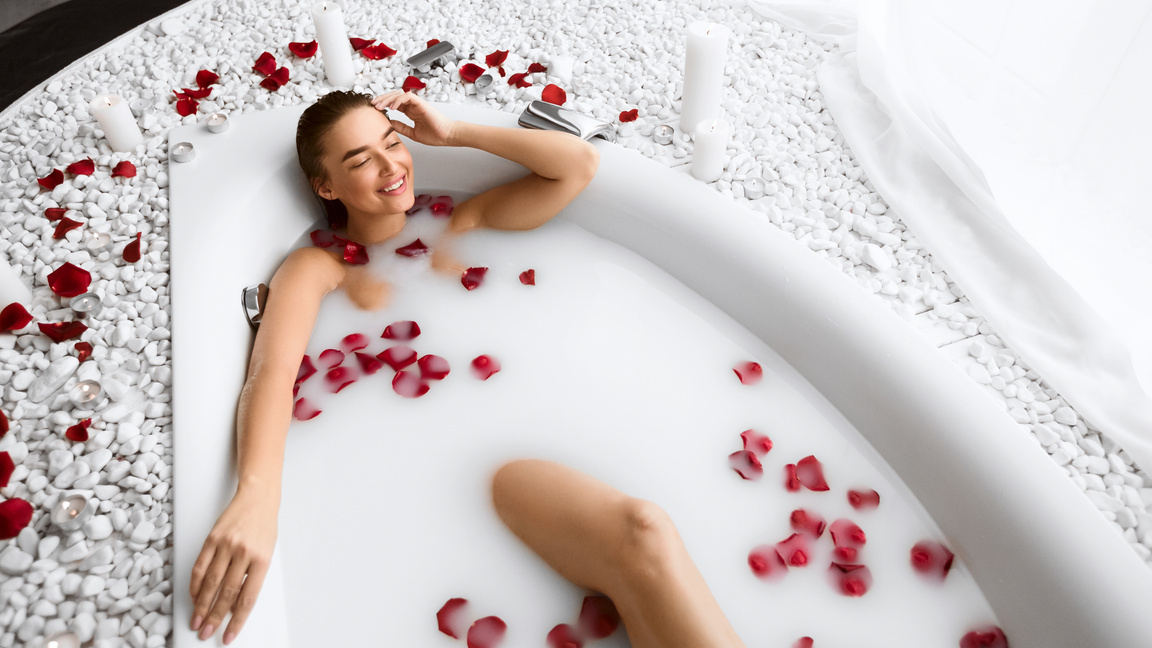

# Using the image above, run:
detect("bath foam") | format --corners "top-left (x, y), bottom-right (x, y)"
top-left (280, 193), bottom-right (997, 646)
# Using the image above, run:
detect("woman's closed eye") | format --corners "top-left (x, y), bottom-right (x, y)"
top-left (353, 143), bottom-right (400, 168)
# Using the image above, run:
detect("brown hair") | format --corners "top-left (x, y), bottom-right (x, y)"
top-left (295, 90), bottom-right (378, 230)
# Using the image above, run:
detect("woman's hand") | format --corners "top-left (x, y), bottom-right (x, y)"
top-left (371, 90), bottom-right (457, 147)
top-left (189, 486), bottom-right (279, 644)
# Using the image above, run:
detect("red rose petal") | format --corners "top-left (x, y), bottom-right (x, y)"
top-left (960, 626), bottom-right (1009, 648)
top-left (47, 262), bottom-right (91, 297)
top-left (790, 509), bottom-right (827, 539)
top-left (296, 354), bottom-right (317, 384)
top-left (173, 89), bottom-right (190, 101)
top-left (828, 562), bottom-right (872, 597)
top-left (182, 87), bottom-right (213, 100)
top-left (310, 228), bottom-right (337, 248)
top-left (260, 77), bottom-right (283, 91)
top-left (123, 232), bottom-right (142, 263)
top-left (910, 540), bottom-right (955, 581)
top-left (38, 321), bottom-right (88, 343)
top-left (402, 75), bottom-right (427, 92)
top-left (508, 72), bottom-right (532, 88)
top-left (528, 62), bottom-right (548, 73)
top-left (546, 623), bottom-right (583, 648)
top-left (176, 98), bottom-right (199, 116)
top-left (577, 595), bottom-right (620, 639)
top-left (293, 397), bottom-right (321, 421)
top-left (253, 51), bottom-right (277, 75)
top-left (437, 598), bottom-right (471, 639)
top-left (728, 450), bottom-right (762, 481)
top-left (395, 238), bottom-right (430, 257)
top-left (378, 345), bottom-right (417, 371)
top-left (541, 84), bottom-right (567, 106)
top-left (0, 451), bottom-right (13, 488)
top-left (417, 354), bottom-right (450, 380)
top-left (459, 63), bottom-right (485, 83)
top-left (793, 638), bottom-right (815, 648)
top-left (834, 546), bottom-right (858, 562)
top-left (66, 158), bottom-right (95, 176)
top-left (748, 544), bottom-right (787, 581)
top-left (467, 616), bottom-right (507, 648)
top-left (519, 269), bottom-right (536, 285)
top-left (829, 519), bottom-right (867, 549)
top-left (382, 321), bottom-right (421, 341)
top-left (485, 50), bottom-right (509, 68)
top-left (427, 39), bottom-right (440, 47)
top-left (65, 418), bottom-right (92, 442)
top-left (343, 241), bottom-right (369, 264)
top-left (362, 42), bottom-right (398, 60)
top-left (1, 302), bottom-right (33, 332)
top-left (619, 108), bottom-right (638, 123)
top-left (0, 498), bottom-right (33, 540)
top-left (341, 333), bottom-right (369, 352)
top-left (406, 193), bottom-right (433, 215)
top-left (349, 37), bottom-right (375, 51)
top-left (111, 160), bottom-right (137, 178)
top-left (740, 429), bottom-right (773, 455)
top-left (429, 195), bottom-right (454, 217)
top-left (733, 360), bottom-right (763, 385)
top-left (196, 69), bottom-right (220, 88)
top-left (324, 365), bottom-right (359, 393)
top-left (392, 370), bottom-right (430, 398)
top-left (776, 533), bottom-right (811, 567)
top-left (288, 40), bottom-right (319, 58)
top-left (795, 455), bottom-right (830, 491)
top-left (461, 267), bottom-right (488, 291)
top-left (848, 488), bottom-right (881, 510)
top-left (354, 351), bottom-right (384, 375)
top-left (74, 341), bottom-right (93, 362)
top-left (37, 169), bottom-right (64, 190)
top-left (45, 207), bottom-right (67, 221)
top-left (470, 355), bottom-right (501, 380)
top-left (269, 66), bottom-right (290, 86)
top-left (53, 216), bottom-right (83, 240)
top-left (783, 463), bottom-right (801, 492)
top-left (319, 348), bottom-right (345, 369)
top-left (0, 409), bottom-right (8, 438)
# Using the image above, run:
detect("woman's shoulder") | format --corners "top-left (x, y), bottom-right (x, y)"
top-left (276, 245), bottom-right (347, 292)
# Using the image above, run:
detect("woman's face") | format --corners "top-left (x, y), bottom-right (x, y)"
top-left (314, 105), bottom-right (414, 218)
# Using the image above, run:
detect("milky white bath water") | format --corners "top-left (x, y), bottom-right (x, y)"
top-left (276, 191), bottom-right (999, 647)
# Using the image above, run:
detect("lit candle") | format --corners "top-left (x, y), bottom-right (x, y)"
top-left (690, 117), bottom-right (730, 183)
top-left (40, 632), bottom-right (81, 648)
top-left (88, 94), bottom-right (144, 152)
top-left (86, 232), bottom-right (113, 254)
top-left (69, 380), bottom-right (102, 408)
top-left (743, 177), bottom-right (766, 200)
top-left (651, 124), bottom-right (675, 146)
top-left (679, 21), bottom-right (730, 136)
top-left (51, 494), bottom-right (93, 532)
top-left (170, 142), bottom-right (195, 163)
top-left (69, 292), bottom-right (103, 319)
top-left (205, 112), bottom-right (229, 133)
top-left (129, 98), bottom-right (150, 117)
top-left (311, 1), bottom-right (355, 88)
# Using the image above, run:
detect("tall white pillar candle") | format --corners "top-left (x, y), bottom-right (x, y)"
top-left (312, 1), bottom-right (355, 88)
top-left (88, 94), bottom-right (144, 152)
top-left (690, 118), bottom-right (730, 182)
top-left (679, 21), bottom-right (730, 135)
top-left (0, 255), bottom-right (32, 311)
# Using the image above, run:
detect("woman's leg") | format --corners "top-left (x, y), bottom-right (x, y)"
top-left (490, 458), bottom-right (745, 648)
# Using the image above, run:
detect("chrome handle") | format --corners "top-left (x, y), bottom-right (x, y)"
top-left (242, 283), bottom-right (269, 329)
top-left (517, 100), bottom-right (616, 143)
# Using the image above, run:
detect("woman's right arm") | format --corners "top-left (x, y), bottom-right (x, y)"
top-left (189, 245), bottom-right (345, 644)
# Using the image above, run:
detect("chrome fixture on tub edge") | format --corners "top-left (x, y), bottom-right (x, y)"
top-left (242, 283), bottom-right (269, 329)
top-left (517, 101), bottom-right (616, 143)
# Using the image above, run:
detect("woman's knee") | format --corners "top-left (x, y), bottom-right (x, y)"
top-left (618, 498), bottom-right (681, 578)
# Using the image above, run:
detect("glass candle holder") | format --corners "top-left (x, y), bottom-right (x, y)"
top-left (51, 493), bottom-right (94, 532)
top-left (40, 631), bottom-right (81, 648)
top-left (69, 380), bottom-right (102, 408)
top-left (652, 124), bottom-right (675, 145)
top-left (170, 141), bottom-right (195, 163)
top-left (205, 113), bottom-right (229, 134)
top-left (69, 292), bottom-right (102, 319)
top-left (129, 99), bottom-right (150, 117)
top-left (86, 232), bottom-right (113, 254)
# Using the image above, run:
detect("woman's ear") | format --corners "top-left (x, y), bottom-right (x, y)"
top-left (313, 177), bottom-right (336, 201)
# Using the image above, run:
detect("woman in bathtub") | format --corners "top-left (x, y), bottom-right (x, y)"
top-left (188, 90), bottom-right (745, 647)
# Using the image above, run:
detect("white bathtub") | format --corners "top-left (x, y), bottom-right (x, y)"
top-left (168, 102), bottom-right (1152, 648)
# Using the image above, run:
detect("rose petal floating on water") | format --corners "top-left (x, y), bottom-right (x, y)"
top-left (519, 269), bottom-right (536, 285)
top-left (45, 207), bottom-right (67, 221)
top-left (733, 361), bottom-right (763, 385)
top-left (429, 195), bottom-right (454, 217)
top-left (123, 232), bottom-right (142, 263)
top-left (459, 62), bottom-right (485, 83)
top-left (848, 488), bottom-right (880, 510)
top-left (288, 40), bottom-right (318, 58)
top-left (471, 355), bottom-right (501, 380)
top-left (783, 463), bottom-right (801, 492)
top-left (341, 333), bottom-right (369, 352)
top-left (960, 626), bottom-right (1009, 648)
top-left (728, 450), bottom-right (762, 481)
top-left (437, 598), bottom-right (471, 639)
top-left (378, 345), bottom-right (417, 371)
top-left (311, 229), bottom-right (337, 248)
top-left (829, 519), bottom-right (867, 549)
top-left (395, 238), bottom-right (430, 257)
top-left (740, 429), bottom-right (773, 455)
top-left (467, 616), bottom-right (507, 648)
top-left (910, 540), bottom-right (955, 582)
top-left (790, 509), bottom-right (827, 539)
top-left (413, 194), bottom-right (433, 208)
top-left (293, 397), bottom-right (321, 421)
top-left (542, 83), bottom-right (567, 105)
top-left (65, 418), bottom-right (92, 442)
top-left (355, 351), bottom-right (383, 375)
top-left (795, 455), bottom-right (830, 491)
top-left (53, 216), bottom-right (83, 240)
top-left (319, 348), bottom-right (345, 369)
top-left (382, 320), bottom-right (421, 341)
top-left (362, 42), bottom-right (398, 60)
top-left (392, 370), bottom-right (430, 398)
top-left (111, 160), bottom-right (137, 178)
top-left (324, 366), bottom-right (358, 393)
top-left (402, 76), bottom-right (426, 92)
top-left (0, 451), bottom-right (13, 488)
top-left (176, 98), bottom-right (199, 116)
top-left (776, 533), bottom-right (811, 567)
top-left (793, 638), bottom-right (814, 648)
top-left (39, 322), bottom-right (87, 343)
top-left (834, 546), bottom-right (858, 562)
top-left (349, 37), bottom-right (375, 51)
top-left (546, 623), bottom-right (583, 648)
top-left (748, 544), bottom-right (787, 581)
top-left (292, 383), bottom-right (300, 398)
top-left (344, 241), bottom-right (369, 264)
top-left (253, 51), bottom-right (277, 75)
top-left (66, 158), bottom-right (95, 175)
top-left (0, 498), bottom-right (33, 540)
top-left (578, 595), bottom-right (620, 639)
top-left (196, 69), bottom-right (220, 87)
top-left (37, 168), bottom-right (64, 190)
top-left (462, 267), bottom-right (488, 291)
top-left (1, 302), bottom-right (33, 332)
top-left (296, 355), bottom-right (317, 384)
top-left (418, 354), bottom-right (450, 380)
top-left (619, 108), bottom-right (639, 123)
top-left (828, 562), bottom-right (872, 597)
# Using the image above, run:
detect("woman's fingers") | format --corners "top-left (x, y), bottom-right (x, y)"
top-left (191, 545), bottom-right (232, 633)
top-left (189, 539), bottom-right (219, 603)
top-left (221, 557), bottom-right (271, 645)
top-left (199, 555), bottom-right (250, 640)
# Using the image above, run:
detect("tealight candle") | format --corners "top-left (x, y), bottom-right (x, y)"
top-left (690, 117), bottom-right (730, 183)
top-left (69, 380), bottom-right (102, 408)
top-left (40, 632), bottom-right (81, 648)
top-left (652, 124), bottom-right (675, 145)
top-left (89, 94), bottom-right (145, 152)
top-left (680, 21), bottom-right (730, 135)
top-left (311, 1), bottom-right (355, 87)
top-left (69, 292), bottom-right (103, 319)
top-left (51, 493), bottom-right (94, 532)
top-left (474, 72), bottom-right (495, 97)
top-left (205, 112), bottom-right (229, 133)
top-left (129, 99), bottom-right (150, 117)
top-left (86, 232), bottom-right (113, 254)
top-left (170, 142), bottom-right (195, 163)
top-left (742, 177), bottom-right (766, 200)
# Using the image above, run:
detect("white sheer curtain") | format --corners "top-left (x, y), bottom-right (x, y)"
top-left (733, 0), bottom-right (1152, 471)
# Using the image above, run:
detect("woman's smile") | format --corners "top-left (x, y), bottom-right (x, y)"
top-left (378, 173), bottom-right (406, 195)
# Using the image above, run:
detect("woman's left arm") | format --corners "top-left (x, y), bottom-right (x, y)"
top-left (450, 120), bottom-right (599, 183)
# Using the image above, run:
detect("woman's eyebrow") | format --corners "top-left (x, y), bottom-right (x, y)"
top-left (341, 125), bottom-right (396, 162)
